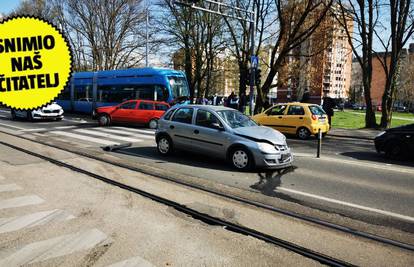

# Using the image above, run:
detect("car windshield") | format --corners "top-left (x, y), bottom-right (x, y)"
top-left (217, 110), bottom-right (257, 129)
top-left (168, 76), bottom-right (190, 98)
top-left (309, 105), bottom-right (326, 115)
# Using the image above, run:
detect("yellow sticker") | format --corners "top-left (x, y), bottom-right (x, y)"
top-left (0, 16), bottom-right (72, 110)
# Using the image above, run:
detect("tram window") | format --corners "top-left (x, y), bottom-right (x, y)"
top-left (74, 84), bottom-right (92, 101)
top-left (58, 85), bottom-right (71, 100)
top-left (135, 86), bottom-right (154, 100)
top-left (155, 85), bottom-right (167, 101)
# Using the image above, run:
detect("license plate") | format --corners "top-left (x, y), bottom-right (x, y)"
top-left (280, 153), bottom-right (290, 161)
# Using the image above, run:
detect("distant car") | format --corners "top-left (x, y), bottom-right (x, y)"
top-left (11, 103), bottom-right (64, 121)
top-left (155, 105), bottom-right (293, 170)
top-left (94, 99), bottom-right (169, 129)
top-left (251, 102), bottom-right (330, 140)
top-left (374, 124), bottom-right (414, 159)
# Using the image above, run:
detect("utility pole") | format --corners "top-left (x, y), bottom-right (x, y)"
top-left (145, 0), bottom-right (149, 67)
top-left (173, 0), bottom-right (255, 114)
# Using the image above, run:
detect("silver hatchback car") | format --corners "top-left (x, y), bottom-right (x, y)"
top-left (155, 105), bottom-right (293, 170)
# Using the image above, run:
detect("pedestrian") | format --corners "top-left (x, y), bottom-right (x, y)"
top-left (322, 90), bottom-right (335, 127)
top-left (238, 92), bottom-right (247, 113)
top-left (211, 93), bottom-right (219, 106)
top-left (229, 93), bottom-right (239, 110)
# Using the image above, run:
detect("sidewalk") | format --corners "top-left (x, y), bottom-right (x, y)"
top-left (329, 128), bottom-right (380, 140)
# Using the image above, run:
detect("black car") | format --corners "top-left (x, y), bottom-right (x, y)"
top-left (374, 124), bottom-right (414, 159)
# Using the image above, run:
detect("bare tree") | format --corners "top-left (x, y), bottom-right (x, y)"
top-left (159, 0), bottom-right (226, 100)
top-left (254, 0), bottom-right (333, 113)
top-left (375, 0), bottom-right (414, 128)
top-left (52, 0), bottom-right (149, 71)
top-left (336, 0), bottom-right (381, 128)
top-left (9, 0), bottom-right (57, 19)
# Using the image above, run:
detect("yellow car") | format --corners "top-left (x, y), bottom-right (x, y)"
top-left (252, 102), bottom-right (330, 139)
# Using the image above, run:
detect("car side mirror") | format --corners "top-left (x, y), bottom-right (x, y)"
top-left (211, 122), bottom-right (224, 131)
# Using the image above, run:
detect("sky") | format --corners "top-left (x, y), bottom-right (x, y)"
top-left (0, 0), bottom-right (20, 15)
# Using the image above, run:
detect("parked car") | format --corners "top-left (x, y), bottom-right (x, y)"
top-left (374, 123), bottom-right (414, 159)
top-left (155, 105), bottom-right (293, 170)
top-left (251, 102), bottom-right (330, 140)
top-left (94, 100), bottom-right (170, 129)
top-left (11, 102), bottom-right (64, 121)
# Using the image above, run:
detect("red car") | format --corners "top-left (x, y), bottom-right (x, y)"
top-left (94, 100), bottom-right (170, 129)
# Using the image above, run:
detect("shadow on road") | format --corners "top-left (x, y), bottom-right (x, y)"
top-left (250, 166), bottom-right (301, 203)
top-left (115, 146), bottom-right (240, 172)
top-left (341, 151), bottom-right (414, 168)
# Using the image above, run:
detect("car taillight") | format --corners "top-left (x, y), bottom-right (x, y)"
top-left (311, 114), bottom-right (317, 120)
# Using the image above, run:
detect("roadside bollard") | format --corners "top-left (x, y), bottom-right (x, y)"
top-left (317, 129), bottom-right (322, 158)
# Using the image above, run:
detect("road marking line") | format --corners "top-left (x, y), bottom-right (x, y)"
top-left (51, 131), bottom-right (119, 146)
top-left (0, 115), bottom-right (8, 118)
top-left (0, 184), bottom-right (22, 193)
top-left (278, 187), bottom-right (414, 223)
top-left (0, 122), bottom-right (25, 130)
top-left (0, 195), bottom-right (44, 210)
top-left (0, 110), bottom-right (10, 114)
top-left (0, 209), bottom-right (75, 234)
top-left (62, 118), bottom-right (89, 123)
top-left (19, 128), bottom-right (48, 133)
top-left (107, 256), bottom-right (155, 267)
top-left (111, 127), bottom-right (155, 135)
top-left (0, 228), bottom-right (111, 266)
top-left (74, 129), bottom-right (144, 143)
top-left (292, 152), bottom-right (414, 174)
top-left (98, 128), bottom-right (154, 139)
top-left (53, 126), bottom-right (77, 130)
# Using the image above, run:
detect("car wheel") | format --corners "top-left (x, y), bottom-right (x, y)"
top-left (230, 147), bottom-right (253, 171)
top-left (148, 119), bottom-right (158, 129)
top-left (385, 141), bottom-right (402, 159)
top-left (297, 127), bottom-right (311, 140)
top-left (98, 114), bottom-right (110, 126)
top-left (157, 136), bottom-right (173, 155)
top-left (11, 110), bottom-right (16, 120)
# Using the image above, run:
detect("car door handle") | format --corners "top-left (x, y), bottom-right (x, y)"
top-left (170, 125), bottom-right (175, 129)
top-left (278, 116), bottom-right (282, 119)
top-left (194, 129), bottom-right (199, 134)
top-left (299, 117), bottom-right (303, 119)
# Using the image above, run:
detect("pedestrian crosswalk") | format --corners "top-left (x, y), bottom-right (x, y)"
top-left (46, 126), bottom-right (156, 148)
top-left (0, 173), bottom-right (154, 266)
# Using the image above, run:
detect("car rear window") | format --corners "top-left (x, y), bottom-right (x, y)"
top-left (163, 108), bottom-right (175, 120)
top-left (172, 108), bottom-right (193, 124)
top-left (155, 104), bottom-right (169, 111)
top-left (309, 105), bottom-right (326, 115)
top-left (139, 102), bottom-right (154, 110)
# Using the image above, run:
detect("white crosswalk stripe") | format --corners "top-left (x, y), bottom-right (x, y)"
top-left (0, 228), bottom-right (111, 266)
top-left (0, 209), bottom-right (75, 234)
top-left (0, 195), bottom-right (45, 210)
top-left (111, 127), bottom-right (155, 135)
top-left (51, 130), bottom-right (120, 146)
top-left (74, 128), bottom-right (145, 143)
top-left (0, 183), bottom-right (22, 193)
top-left (107, 256), bottom-right (155, 267)
top-left (98, 128), bottom-right (154, 139)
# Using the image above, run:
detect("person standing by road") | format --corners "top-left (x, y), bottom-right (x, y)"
top-left (322, 90), bottom-right (335, 127)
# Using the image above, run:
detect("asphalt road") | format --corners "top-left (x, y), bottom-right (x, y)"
top-left (0, 108), bottom-right (413, 232)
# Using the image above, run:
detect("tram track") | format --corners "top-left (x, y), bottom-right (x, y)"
top-left (0, 129), bottom-right (413, 257)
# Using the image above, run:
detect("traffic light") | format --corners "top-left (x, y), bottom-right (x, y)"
top-left (241, 69), bottom-right (250, 86)
top-left (255, 68), bottom-right (262, 86)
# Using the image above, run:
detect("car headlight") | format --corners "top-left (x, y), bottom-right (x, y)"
top-left (257, 142), bottom-right (278, 154)
top-left (375, 131), bottom-right (386, 138)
